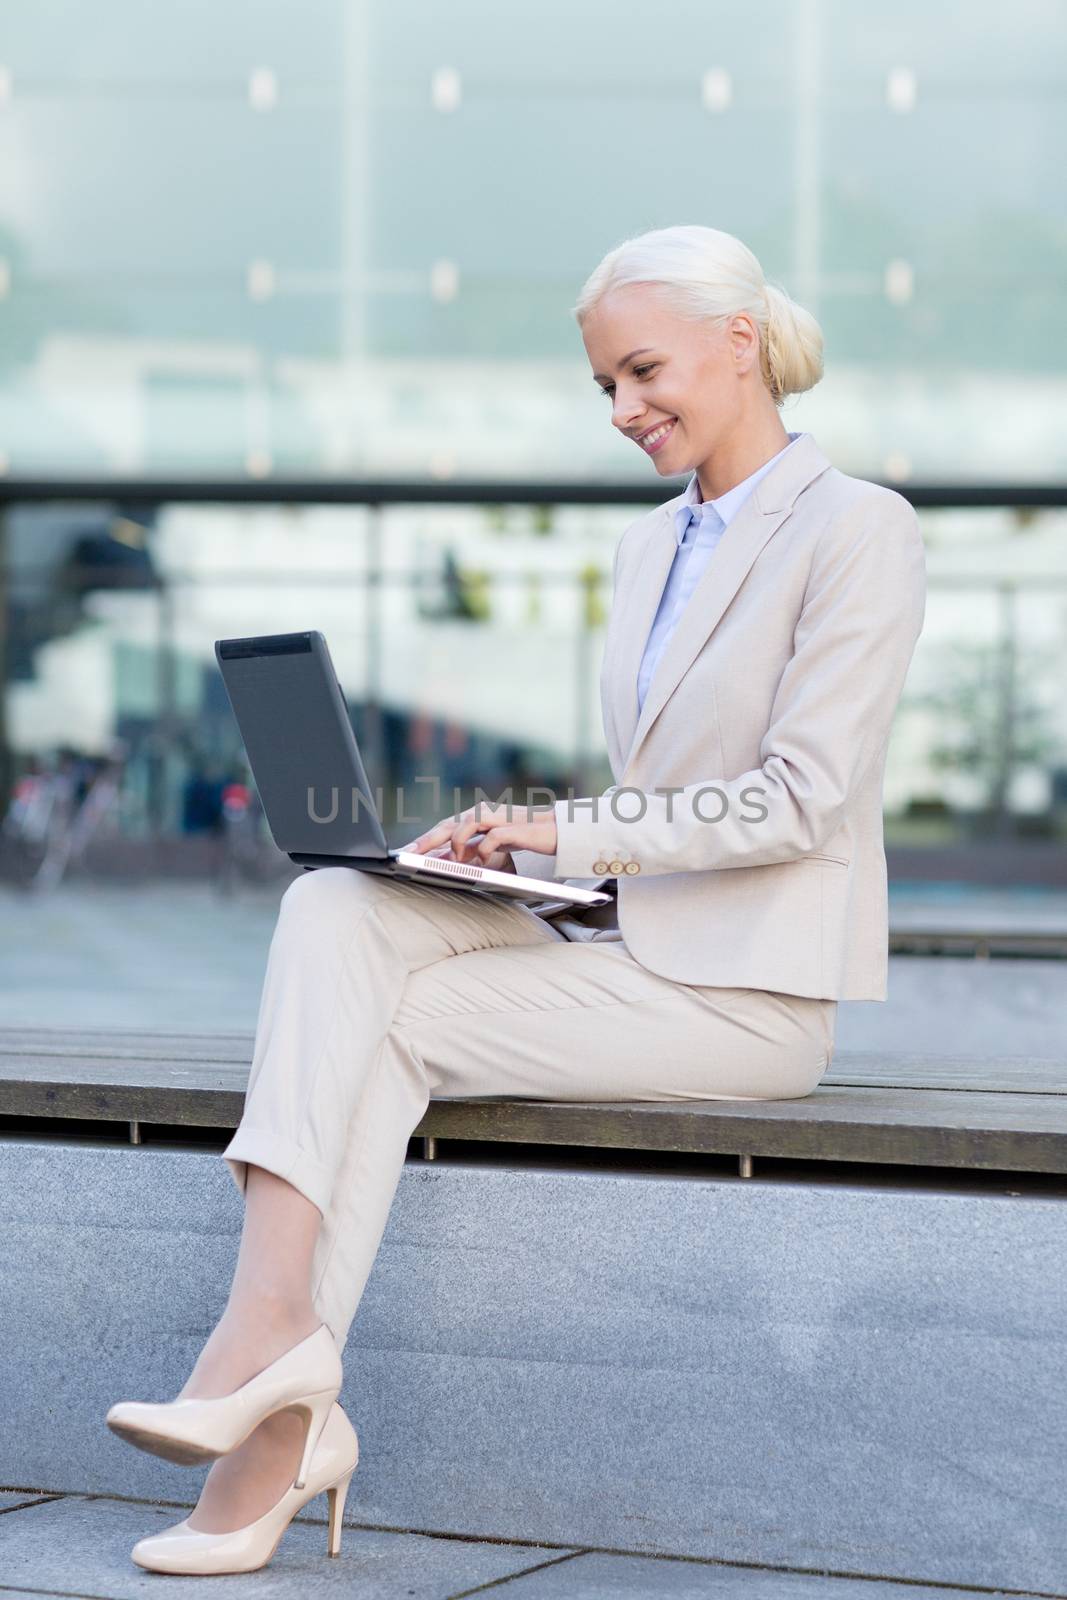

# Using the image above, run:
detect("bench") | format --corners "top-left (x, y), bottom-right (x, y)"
top-left (1, 1026), bottom-right (1065, 1594)
top-left (2, 1025), bottom-right (1065, 1173)
top-left (887, 898), bottom-right (1067, 959)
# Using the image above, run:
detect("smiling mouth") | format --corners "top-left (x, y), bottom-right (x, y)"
top-left (638, 418), bottom-right (677, 452)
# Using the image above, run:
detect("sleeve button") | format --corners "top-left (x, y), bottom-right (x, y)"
top-left (608, 859), bottom-right (624, 874)
top-left (592, 860), bottom-right (609, 874)
top-left (623, 861), bottom-right (640, 874)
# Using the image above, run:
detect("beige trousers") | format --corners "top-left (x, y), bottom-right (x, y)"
top-left (222, 867), bottom-right (837, 1356)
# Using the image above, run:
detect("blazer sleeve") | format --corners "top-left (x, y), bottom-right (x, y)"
top-left (551, 489), bottom-right (927, 879)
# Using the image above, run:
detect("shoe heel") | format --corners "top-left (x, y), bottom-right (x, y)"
top-left (326, 1466), bottom-right (355, 1557)
top-left (289, 1389), bottom-right (339, 1491)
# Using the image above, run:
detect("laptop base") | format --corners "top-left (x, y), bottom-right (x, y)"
top-left (285, 851), bottom-right (603, 908)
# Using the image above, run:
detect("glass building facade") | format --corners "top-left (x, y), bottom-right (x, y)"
top-left (1, 0), bottom-right (1065, 855)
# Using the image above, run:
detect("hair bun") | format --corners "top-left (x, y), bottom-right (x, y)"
top-left (574, 227), bottom-right (824, 407)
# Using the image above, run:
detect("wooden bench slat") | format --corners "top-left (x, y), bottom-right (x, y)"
top-left (828, 1055), bottom-right (1067, 1094)
top-left (1, 1031), bottom-right (1064, 1094)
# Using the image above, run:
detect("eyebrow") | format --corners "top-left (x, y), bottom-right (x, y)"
top-left (592, 347), bottom-right (656, 383)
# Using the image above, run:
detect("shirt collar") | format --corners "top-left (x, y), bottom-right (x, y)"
top-left (673, 430), bottom-right (805, 547)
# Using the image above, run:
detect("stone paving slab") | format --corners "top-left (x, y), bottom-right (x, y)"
top-left (0, 1493), bottom-right (576, 1597)
top-left (0, 1498), bottom-right (1045, 1600)
top-left (495, 1549), bottom-right (1040, 1597)
top-left (0, 1490), bottom-right (56, 1513)
top-left (1, 882), bottom-right (1066, 1057)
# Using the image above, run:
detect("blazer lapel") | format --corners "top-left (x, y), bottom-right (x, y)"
top-left (612, 433), bottom-right (833, 775)
top-left (604, 498), bottom-right (685, 768)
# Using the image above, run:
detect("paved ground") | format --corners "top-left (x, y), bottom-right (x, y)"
top-left (0, 879), bottom-right (1064, 1057)
top-left (0, 1491), bottom-right (1036, 1598)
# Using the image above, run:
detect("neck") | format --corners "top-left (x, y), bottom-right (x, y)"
top-left (695, 414), bottom-right (791, 502)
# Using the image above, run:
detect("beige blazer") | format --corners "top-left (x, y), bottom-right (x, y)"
top-left (509, 432), bottom-right (926, 1000)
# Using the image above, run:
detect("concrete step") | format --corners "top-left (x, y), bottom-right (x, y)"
top-left (2, 1141), bottom-right (1065, 1594)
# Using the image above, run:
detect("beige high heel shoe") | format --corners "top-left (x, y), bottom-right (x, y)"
top-left (106, 1322), bottom-right (342, 1492)
top-left (129, 1400), bottom-right (359, 1574)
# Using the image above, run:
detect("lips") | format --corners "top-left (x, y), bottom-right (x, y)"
top-left (637, 418), bottom-right (677, 454)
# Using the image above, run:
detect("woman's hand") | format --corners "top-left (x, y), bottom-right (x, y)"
top-left (403, 801), bottom-right (557, 871)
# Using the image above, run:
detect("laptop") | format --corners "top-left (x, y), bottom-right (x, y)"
top-left (214, 630), bottom-right (613, 911)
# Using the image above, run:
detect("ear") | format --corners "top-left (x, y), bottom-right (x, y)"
top-left (730, 314), bottom-right (760, 376)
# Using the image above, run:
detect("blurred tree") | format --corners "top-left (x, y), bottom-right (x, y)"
top-left (419, 549), bottom-right (491, 621)
top-left (482, 505), bottom-right (509, 535)
top-left (911, 634), bottom-right (1060, 834)
top-left (458, 565), bottom-right (491, 621)
top-left (523, 570), bottom-right (543, 624)
top-left (0, 513), bottom-right (10, 821)
top-left (579, 562), bottom-right (606, 628)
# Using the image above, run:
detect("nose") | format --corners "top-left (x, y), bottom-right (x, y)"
top-left (612, 388), bottom-right (646, 432)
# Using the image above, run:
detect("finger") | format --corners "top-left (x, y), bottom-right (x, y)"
top-left (408, 813), bottom-right (463, 852)
top-left (469, 824), bottom-right (514, 863)
top-left (450, 807), bottom-right (498, 858)
top-left (449, 821), bottom-right (479, 861)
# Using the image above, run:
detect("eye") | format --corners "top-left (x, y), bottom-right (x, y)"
top-left (597, 362), bottom-right (657, 398)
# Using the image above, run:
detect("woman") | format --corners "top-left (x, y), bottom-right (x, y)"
top-left (106, 224), bottom-right (925, 1573)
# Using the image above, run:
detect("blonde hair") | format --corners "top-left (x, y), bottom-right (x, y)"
top-left (572, 224), bottom-right (823, 408)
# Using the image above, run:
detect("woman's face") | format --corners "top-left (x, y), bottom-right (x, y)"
top-left (582, 282), bottom-right (756, 478)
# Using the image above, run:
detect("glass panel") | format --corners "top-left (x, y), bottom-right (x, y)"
top-left (5, 0), bottom-right (347, 84)
top-left (3, 0), bottom-right (1063, 477)
top-left (0, 104), bottom-right (343, 277)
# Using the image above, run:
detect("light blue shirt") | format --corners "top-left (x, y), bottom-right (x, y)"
top-left (635, 431), bottom-right (805, 714)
